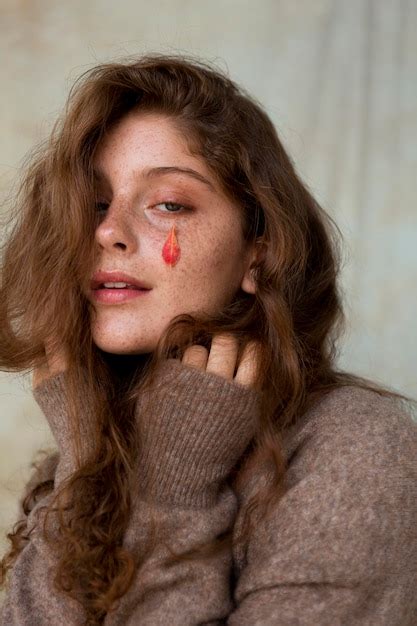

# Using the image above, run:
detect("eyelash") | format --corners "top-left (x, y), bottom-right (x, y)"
top-left (94, 201), bottom-right (192, 214)
top-left (153, 201), bottom-right (192, 213)
top-left (95, 203), bottom-right (109, 213)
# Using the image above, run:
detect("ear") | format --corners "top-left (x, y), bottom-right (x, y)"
top-left (240, 238), bottom-right (266, 295)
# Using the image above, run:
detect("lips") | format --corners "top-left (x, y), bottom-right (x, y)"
top-left (91, 271), bottom-right (152, 291)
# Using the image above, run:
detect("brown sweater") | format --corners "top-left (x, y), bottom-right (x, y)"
top-left (1, 358), bottom-right (417, 625)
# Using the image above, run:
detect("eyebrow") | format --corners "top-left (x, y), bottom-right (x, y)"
top-left (93, 165), bottom-right (216, 192)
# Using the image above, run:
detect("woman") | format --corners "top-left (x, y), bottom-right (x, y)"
top-left (0, 53), bottom-right (416, 625)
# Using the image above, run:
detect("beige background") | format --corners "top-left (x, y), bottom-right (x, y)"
top-left (1, 0), bottom-right (416, 570)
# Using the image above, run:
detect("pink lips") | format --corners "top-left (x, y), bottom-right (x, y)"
top-left (90, 270), bottom-right (153, 304)
top-left (90, 271), bottom-right (152, 290)
top-left (92, 288), bottom-right (151, 304)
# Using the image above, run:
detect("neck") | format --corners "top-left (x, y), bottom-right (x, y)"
top-left (100, 350), bottom-right (152, 388)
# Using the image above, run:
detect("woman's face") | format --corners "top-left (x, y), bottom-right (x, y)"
top-left (85, 111), bottom-right (257, 354)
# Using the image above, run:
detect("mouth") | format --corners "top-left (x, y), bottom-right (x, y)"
top-left (91, 285), bottom-right (152, 304)
top-left (90, 272), bottom-right (153, 304)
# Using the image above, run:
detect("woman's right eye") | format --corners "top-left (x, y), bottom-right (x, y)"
top-left (95, 202), bottom-right (108, 213)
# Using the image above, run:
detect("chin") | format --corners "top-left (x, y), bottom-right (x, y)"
top-left (92, 332), bottom-right (156, 355)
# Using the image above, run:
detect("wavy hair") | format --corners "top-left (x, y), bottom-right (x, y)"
top-left (1, 52), bottom-right (414, 625)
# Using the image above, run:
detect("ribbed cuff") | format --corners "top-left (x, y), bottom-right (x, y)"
top-left (134, 358), bottom-right (261, 508)
top-left (32, 372), bottom-right (89, 488)
top-left (32, 360), bottom-right (262, 508)
top-left (33, 372), bottom-right (70, 443)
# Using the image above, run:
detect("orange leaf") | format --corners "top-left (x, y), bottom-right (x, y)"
top-left (162, 224), bottom-right (181, 267)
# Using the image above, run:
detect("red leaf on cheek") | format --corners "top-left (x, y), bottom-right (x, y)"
top-left (162, 223), bottom-right (181, 267)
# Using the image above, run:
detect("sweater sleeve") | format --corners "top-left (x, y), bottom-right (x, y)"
top-left (0, 492), bottom-right (90, 626)
top-left (1, 360), bottom-right (261, 626)
top-left (227, 388), bottom-right (417, 626)
top-left (103, 359), bottom-right (261, 625)
top-left (0, 382), bottom-right (91, 625)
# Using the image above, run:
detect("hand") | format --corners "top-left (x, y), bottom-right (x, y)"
top-left (135, 334), bottom-right (262, 505)
top-left (32, 337), bottom-right (68, 391)
top-left (179, 333), bottom-right (260, 390)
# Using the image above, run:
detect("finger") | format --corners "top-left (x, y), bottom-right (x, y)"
top-left (206, 333), bottom-right (239, 381)
top-left (182, 344), bottom-right (209, 371)
top-left (234, 340), bottom-right (261, 388)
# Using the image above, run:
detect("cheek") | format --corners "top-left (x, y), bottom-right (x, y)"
top-left (174, 226), bottom-right (241, 297)
top-left (190, 225), bottom-right (238, 271)
top-left (161, 224), bottom-right (181, 267)
top-left (146, 218), bottom-right (242, 297)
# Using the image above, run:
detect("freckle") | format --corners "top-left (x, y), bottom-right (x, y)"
top-left (162, 223), bottom-right (181, 267)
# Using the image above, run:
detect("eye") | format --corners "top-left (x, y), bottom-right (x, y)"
top-left (96, 202), bottom-right (108, 212)
top-left (154, 202), bottom-right (191, 213)
top-left (95, 202), bottom-right (109, 213)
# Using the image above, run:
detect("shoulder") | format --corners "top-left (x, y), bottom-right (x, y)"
top-left (282, 385), bottom-right (417, 480)
top-left (233, 386), bottom-right (417, 581)
top-left (231, 387), bottom-right (417, 608)
top-left (289, 382), bottom-right (416, 437)
top-left (237, 385), bottom-right (417, 499)
top-left (239, 384), bottom-right (417, 509)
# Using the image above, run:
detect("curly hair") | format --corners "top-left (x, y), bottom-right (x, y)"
top-left (1, 52), bottom-right (414, 625)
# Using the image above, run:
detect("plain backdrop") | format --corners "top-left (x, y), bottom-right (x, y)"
top-left (1, 0), bottom-right (416, 575)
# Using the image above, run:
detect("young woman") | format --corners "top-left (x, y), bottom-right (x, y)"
top-left (1, 53), bottom-right (416, 626)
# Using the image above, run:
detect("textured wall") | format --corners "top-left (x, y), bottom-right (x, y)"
top-left (1, 0), bottom-right (416, 571)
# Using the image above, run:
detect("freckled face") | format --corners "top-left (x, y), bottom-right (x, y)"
top-left (86, 111), bottom-right (255, 354)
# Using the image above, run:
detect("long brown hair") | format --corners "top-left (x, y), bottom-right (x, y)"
top-left (1, 52), bottom-right (414, 625)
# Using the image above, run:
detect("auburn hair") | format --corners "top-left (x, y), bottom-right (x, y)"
top-left (0, 52), bottom-right (414, 625)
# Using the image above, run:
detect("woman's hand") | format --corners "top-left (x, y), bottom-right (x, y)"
top-left (135, 333), bottom-right (262, 505)
top-left (32, 338), bottom-right (68, 391)
top-left (180, 333), bottom-right (260, 390)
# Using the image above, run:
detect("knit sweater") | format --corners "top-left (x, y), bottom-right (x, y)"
top-left (1, 358), bottom-right (417, 625)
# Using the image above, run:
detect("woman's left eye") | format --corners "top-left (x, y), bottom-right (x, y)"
top-left (154, 202), bottom-right (190, 213)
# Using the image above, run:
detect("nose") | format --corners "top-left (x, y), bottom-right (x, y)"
top-left (94, 203), bottom-right (139, 253)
